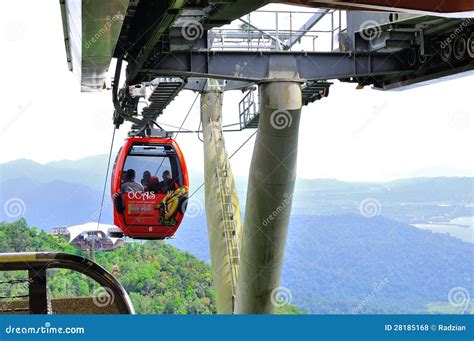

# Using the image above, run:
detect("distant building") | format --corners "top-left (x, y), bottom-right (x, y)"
top-left (50, 226), bottom-right (68, 236)
top-left (65, 223), bottom-right (124, 251)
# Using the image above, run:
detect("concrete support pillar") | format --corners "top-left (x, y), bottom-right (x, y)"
top-left (235, 80), bottom-right (302, 314)
top-left (201, 79), bottom-right (243, 314)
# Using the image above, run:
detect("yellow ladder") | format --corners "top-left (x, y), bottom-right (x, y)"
top-left (209, 118), bottom-right (240, 299)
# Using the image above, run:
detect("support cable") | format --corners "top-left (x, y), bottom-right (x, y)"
top-left (174, 91), bottom-right (201, 140)
top-left (93, 127), bottom-right (117, 259)
top-left (153, 90), bottom-right (201, 179)
top-left (188, 130), bottom-right (257, 199)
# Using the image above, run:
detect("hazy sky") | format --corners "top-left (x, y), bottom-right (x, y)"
top-left (0, 1), bottom-right (473, 181)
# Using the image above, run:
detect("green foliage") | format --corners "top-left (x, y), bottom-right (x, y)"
top-left (92, 242), bottom-right (217, 314)
top-left (275, 305), bottom-right (307, 314)
top-left (0, 219), bottom-right (78, 254)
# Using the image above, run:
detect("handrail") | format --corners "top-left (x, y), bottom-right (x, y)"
top-left (0, 252), bottom-right (134, 314)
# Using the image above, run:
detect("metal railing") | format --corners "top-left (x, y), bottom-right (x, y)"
top-left (239, 89), bottom-right (260, 129)
top-left (0, 252), bottom-right (134, 314)
top-left (209, 8), bottom-right (345, 52)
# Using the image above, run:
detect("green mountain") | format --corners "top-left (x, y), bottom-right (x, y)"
top-left (282, 214), bottom-right (473, 314)
top-left (1, 155), bottom-right (472, 228)
top-left (0, 158), bottom-right (106, 191)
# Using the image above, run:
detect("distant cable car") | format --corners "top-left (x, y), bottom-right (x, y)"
top-left (111, 137), bottom-right (189, 239)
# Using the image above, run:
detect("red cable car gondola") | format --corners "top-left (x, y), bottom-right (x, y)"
top-left (111, 136), bottom-right (189, 239)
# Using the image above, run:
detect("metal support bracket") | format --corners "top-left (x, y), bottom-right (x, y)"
top-left (28, 268), bottom-right (48, 314)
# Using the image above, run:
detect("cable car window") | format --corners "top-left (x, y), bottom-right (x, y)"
top-left (111, 147), bottom-right (122, 184)
top-left (129, 145), bottom-right (167, 156)
top-left (122, 147), bottom-right (180, 194)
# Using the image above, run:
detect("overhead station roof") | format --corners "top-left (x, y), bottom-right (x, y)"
top-left (60, 0), bottom-right (474, 92)
top-left (60, 0), bottom-right (271, 91)
top-left (60, 0), bottom-right (129, 91)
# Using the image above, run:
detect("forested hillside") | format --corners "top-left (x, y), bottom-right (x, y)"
top-left (282, 214), bottom-right (473, 313)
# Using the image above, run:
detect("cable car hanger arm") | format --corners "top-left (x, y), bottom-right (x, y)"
top-left (112, 57), bottom-right (147, 129)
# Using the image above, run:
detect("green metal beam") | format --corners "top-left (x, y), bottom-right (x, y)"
top-left (127, 0), bottom-right (186, 82)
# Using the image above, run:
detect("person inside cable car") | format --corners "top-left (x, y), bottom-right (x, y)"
top-left (159, 170), bottom-right (178, 193)
top-left (141, 171), bottom-right (152, 191)
top-left (121, 169), bottom-right (144, 193)
top-left (140, 171), bottom-right (161, 193)
top-left (120, 172), bottom-right (127, 184)
top-left (149, 175), bottom-right (160, 193)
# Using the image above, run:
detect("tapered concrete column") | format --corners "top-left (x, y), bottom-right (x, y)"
top-left (235, 80), bottom-right (302, 314)
top-left (201, 79), bottom-right (243, 314)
